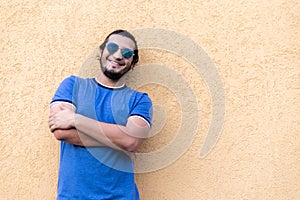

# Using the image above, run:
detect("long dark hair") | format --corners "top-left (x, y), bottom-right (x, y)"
top-left (99, 30), bottom-right (139, 68)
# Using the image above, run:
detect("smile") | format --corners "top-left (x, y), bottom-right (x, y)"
top-left (107, 58), bottom-right (125, 68)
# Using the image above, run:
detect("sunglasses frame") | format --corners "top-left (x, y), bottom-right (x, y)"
top-left (106, 42), bottom-right (135, 59)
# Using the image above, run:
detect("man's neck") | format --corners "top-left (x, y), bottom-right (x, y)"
top-left (96, 73), bottom-right (125, 88)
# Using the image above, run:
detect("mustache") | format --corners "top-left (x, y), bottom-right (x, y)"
top-left (99, 57), bottom-right (131, 80)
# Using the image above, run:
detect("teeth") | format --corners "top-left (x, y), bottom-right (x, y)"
top-left (110, 61), bottom-right (119, 66)
top-left (111, 61), bottom-right (124, 66)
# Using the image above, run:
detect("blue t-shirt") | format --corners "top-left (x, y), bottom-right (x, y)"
top-left (51, 75), bottom-right (152, 200)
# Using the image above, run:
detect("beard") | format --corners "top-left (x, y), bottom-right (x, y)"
top-left (100, 57), bottom-right (131, 81)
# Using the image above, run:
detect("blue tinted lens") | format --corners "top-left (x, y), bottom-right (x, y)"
top-left (107, 43), bottom-right (118, 54)
top-left (107, 42), bottom-right (134, 59)
top-left (121, 48), bottom-right (134, 59)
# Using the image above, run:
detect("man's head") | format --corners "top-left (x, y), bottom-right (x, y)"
top-left (99, 30), bottom-right (139, 80)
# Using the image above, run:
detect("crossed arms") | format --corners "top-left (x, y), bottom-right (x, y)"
top-left (48, 102), bottom-right (151, 152)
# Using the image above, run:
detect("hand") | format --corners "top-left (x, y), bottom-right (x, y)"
top-left (48, 105), bottom-right (75, 132)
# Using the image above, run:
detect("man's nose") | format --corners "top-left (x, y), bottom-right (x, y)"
top-left (112, 49), bottom-right (123, 60)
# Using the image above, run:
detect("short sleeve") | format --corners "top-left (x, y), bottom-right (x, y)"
top-left (130, 93), bottom-right (153, 126)
top-left (50, 75), bottom-right (76, 106)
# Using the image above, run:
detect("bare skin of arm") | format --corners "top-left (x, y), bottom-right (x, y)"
top-left (49, 103), bottom-right (150, 152)
top-left (49, 102), bottom-right (106, 147)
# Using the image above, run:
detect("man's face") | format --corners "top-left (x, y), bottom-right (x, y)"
top-left (100, 34), bottom-right (135, 80)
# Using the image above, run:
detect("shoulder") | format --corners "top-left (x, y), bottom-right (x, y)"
top-left (133, 90), bottom-right (152, 104)
top-left (126, 86), bottom-right (152, 101)
top-left (59, 75), bottom-right (77, 86)
top-left (51, 75), bottom-right (88, 105)
top-left (128, 89), bottom-right (153, 125)
top-left (126, 87), bottom-right (152, 110)
top-left (60, 75), bottom-right (95, 87)
top-left (119, 88), bottom-right (151, 107)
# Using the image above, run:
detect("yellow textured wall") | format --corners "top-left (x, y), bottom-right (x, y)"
top-left (1, 0), bottom-right (299, 199)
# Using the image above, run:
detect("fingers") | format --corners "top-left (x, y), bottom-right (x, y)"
top-left (48, 121), bottom-right (55, 132)
top-left (48, 113), bottom-right (59, 132)
top-left (49, 117), bottom-right (62, 132)
top-left (48, 116), bottom-right (54, 131)
top-left (50, 124), bottom-right (55, 132)
top-left (48, 114), bottom-right (74, 131)
top-left (48, 109), bottom-right (68, 123)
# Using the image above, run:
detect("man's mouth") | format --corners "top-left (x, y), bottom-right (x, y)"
top-left (108, 58), bottom-right (125, 68)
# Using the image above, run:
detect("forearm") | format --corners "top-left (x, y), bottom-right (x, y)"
top-left (53, 129), bottom-right (105, 147)
top-left (49, 102), bottom-right (150, 152)
top-left (74, 114), bottom-right (149, 152)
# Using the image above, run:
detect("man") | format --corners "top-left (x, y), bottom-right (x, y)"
top-left (48, 30), bottom-right (152, 199)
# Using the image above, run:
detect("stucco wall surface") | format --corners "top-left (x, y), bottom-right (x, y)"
top-left (1, 0), bottom-right (299, 199)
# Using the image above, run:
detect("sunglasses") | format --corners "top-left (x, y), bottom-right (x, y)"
top-left (106, 42), bottom-right (134, 59)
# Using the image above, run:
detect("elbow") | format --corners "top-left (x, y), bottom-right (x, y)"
top-left (124, 138), bottom-right (142, 152)
top-left (53, 130), bottom-right (64, 140)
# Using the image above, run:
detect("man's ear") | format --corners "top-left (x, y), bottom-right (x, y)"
top-left (97, 48), bottom-right (102, 61)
